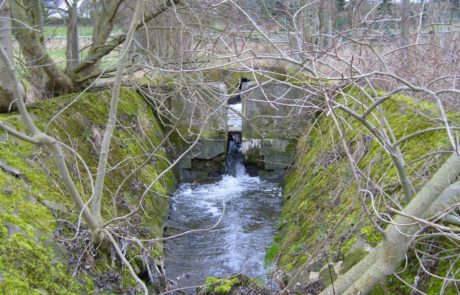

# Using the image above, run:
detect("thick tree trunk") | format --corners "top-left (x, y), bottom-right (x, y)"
top-left (71, 0), bottom-right (123, 79)
top-left (9, 0), bottom-right (180, 94)
top-left (71, 0), bottom-right (181, 81)
top-left (320, 152), bottom-right (460, 295)
top-left (0, 1), bottom-right (16, 112)
top-left (10, 0), bottom-right (74, 94)
top-left (66, 1), bottom-right (80, 71)
top-left (318, 0), bottom-right (333, 49)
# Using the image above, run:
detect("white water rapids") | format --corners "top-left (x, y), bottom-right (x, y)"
top-left (164, 160), bottom-right (282, 293)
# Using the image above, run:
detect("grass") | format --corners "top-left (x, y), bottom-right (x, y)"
top-left (44, 25), bottom-right (94, 37)
top-left (44, 26), bottom-right (122, 38)
top-left (13, 26), bottom-right (122, 72)
top-left (44, 26), bottom-right (121, 69)
top-left (14, 46), bottom-right (119, 73)
top-left (43, 46), bottom-right (120, 70)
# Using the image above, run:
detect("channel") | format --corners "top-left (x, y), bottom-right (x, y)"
top-left (164, 126), bottom-right (282, 293)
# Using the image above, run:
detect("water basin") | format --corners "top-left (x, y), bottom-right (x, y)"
top-left (164, 172), bottom-right (282, 293)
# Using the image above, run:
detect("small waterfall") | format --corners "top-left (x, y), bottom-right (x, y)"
top-left (164, 77), bottom-right (282, 293)
top-left (165, 131), bottom-right (282, 293)
top-left (225, 132), bottom-right (246, 177)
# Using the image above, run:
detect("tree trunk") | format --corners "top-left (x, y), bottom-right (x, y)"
top-left (318, 0), bottom-right (333, 49)
top-left (10, 0), bottom-right (180, 94)
top-left (71, 0), bottom-right (123, 79)
top-left (320, 152), bottom-right (460, 295)
top-left (66, 1), bottom-right (80, 71)
top-left (401, 0), bottom-right (411, 46)
top-left (90, 0), bottom-right (146, 225)
top-left (70, 0), bottom-right (181, 82)
top-left (10, 0), bottom-right (74, 94)
top-left (0, 1), bottom-right (19, 112)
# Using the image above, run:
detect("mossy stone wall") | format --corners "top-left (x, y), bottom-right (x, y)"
top-left (166, 82), bottom-right (229, 181)
top-left (0, 88), bottom-right (175, 293)
top-left (241, 82), bottom-right (320, 174)
top-left (275, 92), bottom-right (459, 293)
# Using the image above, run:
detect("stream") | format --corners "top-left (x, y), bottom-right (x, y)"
top-left (164, 124), bottom-right (282, 293)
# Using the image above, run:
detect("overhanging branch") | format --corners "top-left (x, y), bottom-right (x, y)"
top-left (71, 0), bottom-right (181, 77)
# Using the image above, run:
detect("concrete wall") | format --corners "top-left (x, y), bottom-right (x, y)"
top-left (163, 80), bottom-right (321, 181)
top-left (170, 82), bottom-right (228, 140)
top-left (169, 82), bottom-right (229, 181)
top-left (241, 82), bottom-right (320, 175)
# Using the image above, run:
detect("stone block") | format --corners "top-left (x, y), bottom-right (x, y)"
top-left (177, 156), bottom-right (192, 169)
top-left (191, 139), bottom-right (227, 160)
top-left (169, 82), bottom-right (228, 140)
top-left (241, 81), bottom-right (319, 140)
top-left (242, 138), bottom-right (295, 171)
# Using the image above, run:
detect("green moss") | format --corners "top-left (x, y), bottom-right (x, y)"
top-left (369, 274), bottom-right (414, 295)
top-left (277, 88), bottom-right (458, 290)
top-left (370, 245), bottom-right (460, 295)
top-left (360, 225), bottom-right (383, 247)
top-left (0, 233), bottom-right (83, 294)
top-left (204, 276), bottom-right (241, 294)
top-left (0, 88), bottom-right (176, 293)
top-left (265, 242), bottom-right (280, 265)
top-left (426, 259), bottom-right (460, 294)
top-left (340, 236), bottom-right (358, 254)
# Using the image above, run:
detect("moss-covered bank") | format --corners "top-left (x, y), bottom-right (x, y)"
top-left (274, 93), bottom-right (459, 294)
top-left (0, 89), bottom-right (175, 293)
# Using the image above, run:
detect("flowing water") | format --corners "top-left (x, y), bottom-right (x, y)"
top-left (164, 132), bottom-right (282, 293)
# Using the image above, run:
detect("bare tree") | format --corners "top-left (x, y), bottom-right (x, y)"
top-left (65, 0), bottom-right (79, 70)
top-left (199, 1), bottom-right (459, 293)
top-left (10, 0), bottom-right (74, 93)
top-left (1, 0), bottom-right (459, 293)
top-left (0, 0), bottom-right (153, 292)
top-left (5, 0), bottom-right (181, 99)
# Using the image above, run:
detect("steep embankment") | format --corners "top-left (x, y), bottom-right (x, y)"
top-left (0, 89), bottom-right (175, 293)
top-left (273, 93), bottom-right (459, 294)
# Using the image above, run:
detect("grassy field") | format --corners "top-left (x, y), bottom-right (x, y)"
top-left (13, 26), bottom-right (121, 76)
top-left (43, 45), bottom-right (120, 70)
top-left (44, 25), bottom-right (94, 37)
top-left (44, 26), bottom-right (122, 37)
top-left (43, 26), bottom-right (121, 69)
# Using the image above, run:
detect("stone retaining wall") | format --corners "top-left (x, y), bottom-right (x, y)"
top-left (241, 81), bottom-right (320, 175)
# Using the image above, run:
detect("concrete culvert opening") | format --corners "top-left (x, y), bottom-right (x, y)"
top-left (227, 78), bottom-right (249, 133)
